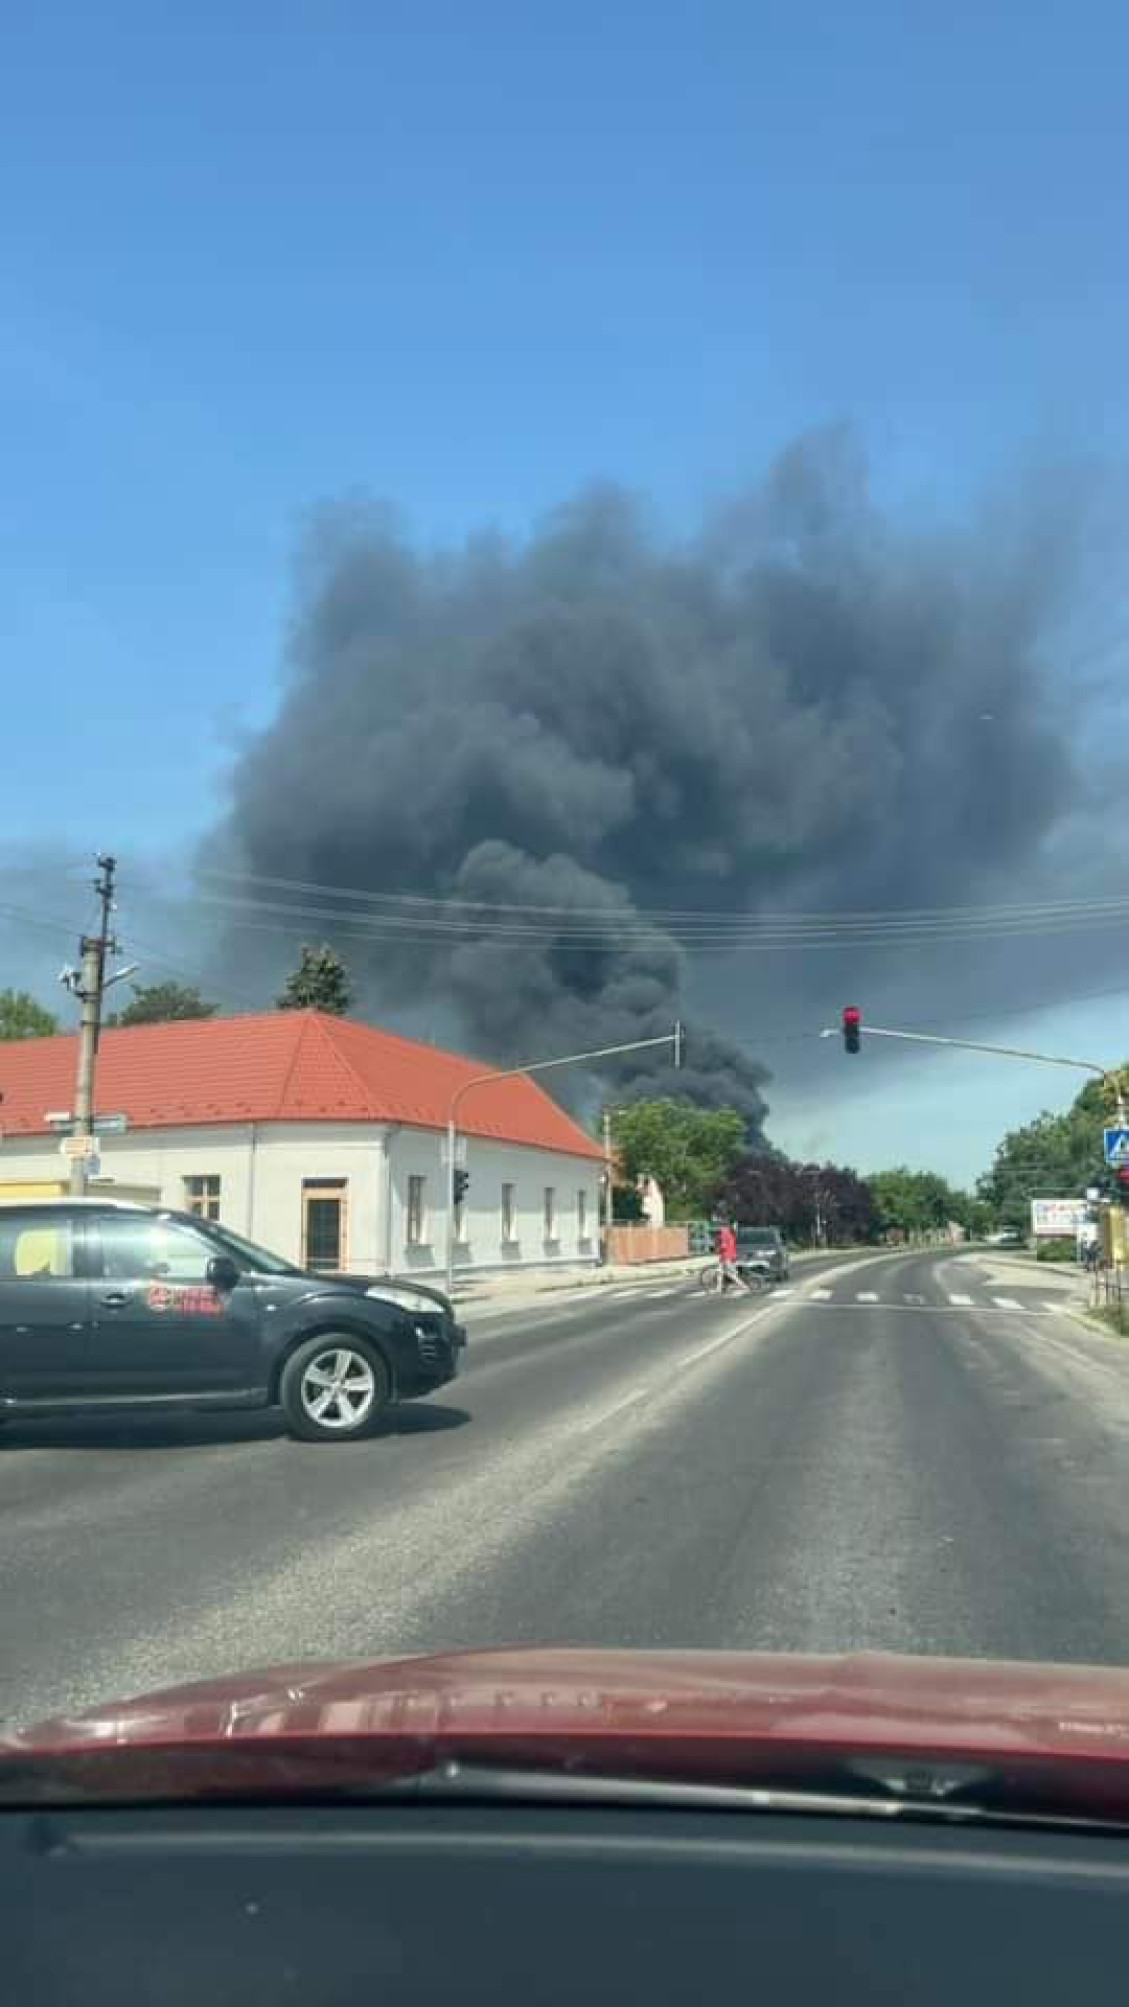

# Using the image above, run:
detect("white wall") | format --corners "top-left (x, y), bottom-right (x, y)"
top-left (0, 1122), bottom-right (601, 1276)
top-left (388, 1130), bottom-right (600, 1275)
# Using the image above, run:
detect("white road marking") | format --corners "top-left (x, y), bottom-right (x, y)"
top-left (577, 1384), bottom-right (650, 1433)
top-left (771, 1286), bottom-right (796, 1298)
top-left (993, 1296), bottom-right (1022, 1310)
top-left (810, 1288), bottom-right (833, 1300)
top-left (679, 1329), bottom-right (745, 1368)
top-left (856, 1292), bottom-right (879, 1303)
top-left (948, 1294), bottom-right (974, 1306)
top-left (904, 1294), bottom-right (926, 1305)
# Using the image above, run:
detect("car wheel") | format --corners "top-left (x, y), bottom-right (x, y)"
top-left (280, 1334), bottom-right (390, 1443)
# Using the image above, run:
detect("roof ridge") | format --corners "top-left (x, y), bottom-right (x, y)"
top-left (308, 1012), bottom-right (382, 1119)
top-left (275, 1010), bottom-right (322, 1116)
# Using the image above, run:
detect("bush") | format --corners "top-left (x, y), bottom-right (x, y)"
top-left (1035, 1237), bottom-right (1076, 1263)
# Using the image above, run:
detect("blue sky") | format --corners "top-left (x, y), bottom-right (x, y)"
top-left (3, 1), bottom-right (1128, 1181)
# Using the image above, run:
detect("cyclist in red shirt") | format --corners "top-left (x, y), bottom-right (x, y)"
top-left (716, 1220), bottom-right (742, 1292)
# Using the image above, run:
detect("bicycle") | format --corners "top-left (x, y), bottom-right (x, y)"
top-left (698, 1259), bottom-right (771, 1296)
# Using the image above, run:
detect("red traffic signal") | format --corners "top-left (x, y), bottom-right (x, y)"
top-left (842, 1006), bottom-right (862, 1055)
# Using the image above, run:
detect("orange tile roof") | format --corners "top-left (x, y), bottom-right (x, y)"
top-left (0, 1012), bottom-right (604, 1160)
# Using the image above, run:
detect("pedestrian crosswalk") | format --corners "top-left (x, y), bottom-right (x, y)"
top-left (465, 1275), bottom-right (1081, 1324)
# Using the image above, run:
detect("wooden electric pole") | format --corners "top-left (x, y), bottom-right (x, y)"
top-left (67, 856), bottom-right (117, 1197)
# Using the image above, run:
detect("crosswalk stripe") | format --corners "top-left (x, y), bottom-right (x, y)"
top-left (904, 1294), bottom-right (925, 1305)
top-left (948, 1293), bottom-right (973, 1305)
top-left (771, 1286), bottom-right (796, 1297)
top-left (992, 1296), bottom-right (1022, 1310)
top-left (856, 1292), bottom-right (879, 1303)
top-left (810, 1287), bottom-right (832, 1300)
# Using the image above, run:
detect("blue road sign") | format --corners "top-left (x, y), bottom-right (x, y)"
top-left (1103, 1126), bottom-right (1129, 1167)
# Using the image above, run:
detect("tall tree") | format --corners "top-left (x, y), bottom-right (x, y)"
top-left (608, 1099), bottom-right (745, 1217)
top-left (0, 988), bottom-right (59, 1040)
top-left (719, 1154), bottom-right (878, 1244)
top-left (113, 981), bottom-right (218, 1028)
top-left (276, 943), bottom-right (352, 1015)
top-left (977, 1069), bottom-right (1128, 1231)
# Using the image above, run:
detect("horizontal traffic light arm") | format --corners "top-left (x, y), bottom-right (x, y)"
top-left (821, 1021), bottom-right (1123, 1111)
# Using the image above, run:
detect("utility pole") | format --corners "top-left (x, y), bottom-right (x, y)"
top-left (603, 1108), bottom-right (615, 1253)
top-left (62, 856), bottom-right (130, 1197)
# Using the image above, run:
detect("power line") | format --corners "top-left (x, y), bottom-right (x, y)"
top-left (183, 886), bottom-right (1129, 952)
top-left (195, 863), bottom-right (1129, 930)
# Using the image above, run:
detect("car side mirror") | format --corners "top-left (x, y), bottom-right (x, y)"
top-left (206, 1254), bottom-right (240, 1294)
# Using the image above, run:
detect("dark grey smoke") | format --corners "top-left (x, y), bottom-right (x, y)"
top-left (210, 427), bottom-right (1110, 1134)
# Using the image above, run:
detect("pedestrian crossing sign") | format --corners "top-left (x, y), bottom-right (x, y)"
top-left (1103, 1127), bottom-right (1129, 1167)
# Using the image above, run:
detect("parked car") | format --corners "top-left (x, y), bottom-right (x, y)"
top-left (735, 1226), bottom-right (790, 1282)
top-left (0, 1201), bottom-right (466, 1443)
top-left (985, 1227), bottom-right (1025, 1248)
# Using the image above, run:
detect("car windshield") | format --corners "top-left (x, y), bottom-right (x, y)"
top-left (3, 3), bottom-right (1129, 1809)
top-left (196, 1220), bottom-right (302, 1277)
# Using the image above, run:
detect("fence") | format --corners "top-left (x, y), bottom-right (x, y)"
top-left (604, 1223), bottom-right (691, 1265)
top-left (1091, 1265), bottom-right (1128, 1334)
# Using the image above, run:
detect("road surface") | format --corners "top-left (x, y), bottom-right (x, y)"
top-left (2, 1246), bottom-right (1127, 1729)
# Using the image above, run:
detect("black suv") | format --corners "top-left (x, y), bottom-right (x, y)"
top-left (0, 1202), bottom-right (466, 1443)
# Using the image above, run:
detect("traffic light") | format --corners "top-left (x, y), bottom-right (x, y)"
top-left (842, 1006), bottom-right (862, 1055)
top-left (1118, 1165), bottom-right (1129, 1204)
top-left (453, 1168), bottom-right (470, 1205)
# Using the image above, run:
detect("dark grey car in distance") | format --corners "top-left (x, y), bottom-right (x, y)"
top-left (0, 1203), bottom-right (466, 1442)
top-left (735, 1226), bottom-right (790, 1282)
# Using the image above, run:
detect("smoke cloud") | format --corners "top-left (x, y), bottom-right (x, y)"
top-left (211, 427), bottom-right (1107, 1137)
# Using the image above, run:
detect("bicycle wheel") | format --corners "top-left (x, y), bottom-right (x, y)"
top-left (699, 1261), bottom-right (723, 1294)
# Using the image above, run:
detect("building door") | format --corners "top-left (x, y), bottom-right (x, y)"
top-left (302, 1180), bottom-right (347, 1273)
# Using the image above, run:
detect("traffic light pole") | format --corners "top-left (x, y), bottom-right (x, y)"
top-left (825, 1020), bottom-right (1127, 1123)
top-left (443, 1023), bottom-right (684, 1298)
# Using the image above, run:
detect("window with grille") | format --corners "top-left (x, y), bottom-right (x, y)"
top-left (501, 1182), bottom-right (517, 1243)
top-left (577, 1190), bottom-right (588, 1240)
top-left (407, 1174), bottom-right (427, 1246)
top-left (543, 1186), bottom-right (557, 1240)
top-left (183, 1174), bottom-right (221, 1221)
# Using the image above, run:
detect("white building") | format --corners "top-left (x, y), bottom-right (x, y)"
top-left (0, 1011), bottom-right (604, 1277)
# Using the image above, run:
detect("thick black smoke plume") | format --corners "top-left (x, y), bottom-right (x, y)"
top-left (212, 427), bottom-right (1101, 1134)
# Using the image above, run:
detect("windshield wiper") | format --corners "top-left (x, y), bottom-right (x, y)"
top-left (4, 1748), bottom-right (1128, 1832)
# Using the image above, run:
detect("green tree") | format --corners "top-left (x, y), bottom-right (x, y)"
top-left (608, 1098), bottom-right (745, 1217)
top-left (276, 943), bottom-right (352, 1015)
top-left (0, 988), bottom-right (59, 1040)
top-left (870, 1166), bottom-right (974, 1240)
top-left (976, 1069), bottom-right (1127, 1231)
top-left (112, 981), bottom-right (218, 1028)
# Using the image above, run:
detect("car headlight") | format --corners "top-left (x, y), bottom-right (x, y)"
top-left (366, 1284), bottom-right (445, 1317)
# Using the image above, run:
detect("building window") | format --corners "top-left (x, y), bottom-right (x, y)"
top-left (183, 1174), bottom-right (221, 1221)
top-left (407, 1174), bottom-right (427, 1246)
top-left (501, 1182), bottom-right (517, 1243)
top-left (543, 1186), bottom-right (557, 1241)
top-left (577, 1190), bottom-right (588, 1241)
top-left (302, 1179), bottom-right (347, 1273)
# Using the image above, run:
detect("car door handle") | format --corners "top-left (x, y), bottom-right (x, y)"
top-left (99, 1291), bottom-right (133, 1309)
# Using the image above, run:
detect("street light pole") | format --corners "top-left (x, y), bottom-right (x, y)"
top-left (444, 1025), bottom-right (684, 1297)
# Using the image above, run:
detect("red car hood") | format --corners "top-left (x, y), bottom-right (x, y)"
top-left (5, 1647), bottom-right (1129, 1815)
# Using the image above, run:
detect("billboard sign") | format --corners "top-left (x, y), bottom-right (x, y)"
top-left (1030, 1197), bottom-right (1088, 1239)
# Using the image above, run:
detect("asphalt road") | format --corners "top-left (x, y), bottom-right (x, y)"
top-left (2, 1245), bottom-right (1128, 1731)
